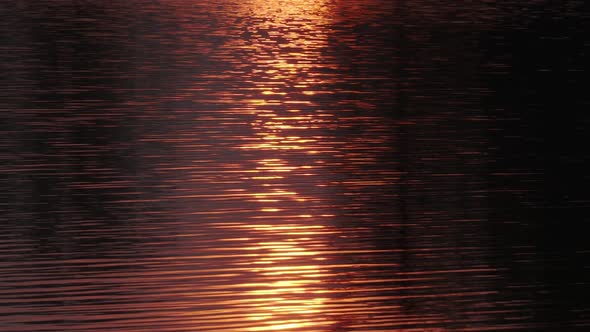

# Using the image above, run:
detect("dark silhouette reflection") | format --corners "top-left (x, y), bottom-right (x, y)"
top-left (3, 2), bottom-right (139, 250)
top-left (481, 1), bottom-right (589, 330)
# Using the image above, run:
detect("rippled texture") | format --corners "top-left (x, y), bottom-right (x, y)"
top-left (1, 1), bottom-right (589, 331)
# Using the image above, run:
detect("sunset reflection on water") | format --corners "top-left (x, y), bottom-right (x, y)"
top-left (230, 2), bottom-right (335, 329)
top-left (1, 0), bottom-right (583, 331)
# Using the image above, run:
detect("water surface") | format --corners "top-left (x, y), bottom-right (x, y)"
top-left (1, 1), bottom-right (588, 331)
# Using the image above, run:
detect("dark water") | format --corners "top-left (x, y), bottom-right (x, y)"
top-left (1, 1), bottom-right (588, 331)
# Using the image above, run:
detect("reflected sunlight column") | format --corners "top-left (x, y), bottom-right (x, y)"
top-left (218, 0), bottom-right (339, 331)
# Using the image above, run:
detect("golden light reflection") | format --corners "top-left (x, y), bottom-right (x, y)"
top-left (239, 238), bottom-right (332, 331)
top-left (215, 0), bottom-right (337, 330)
top-left (229, 0), bottom-right (332, 156)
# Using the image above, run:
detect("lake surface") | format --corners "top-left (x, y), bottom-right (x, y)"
top-left (1, 1), bottom-right (588, 331)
